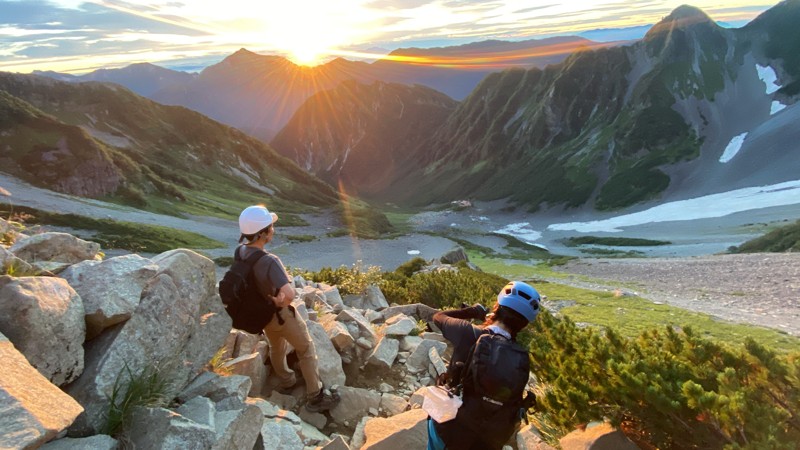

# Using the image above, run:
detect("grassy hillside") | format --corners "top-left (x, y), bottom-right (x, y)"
top-left (732, 219), bottom-right (800, 253)
top-left (0, 73), bottom-right (338, 220)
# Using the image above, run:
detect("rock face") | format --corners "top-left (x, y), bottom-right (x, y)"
top-left (559, 422), bottom-right (640, 450)
top-left (440, 246), bottom-right (468, 265)
top-left (65, 250), bottom-right (231, 435)
top-left (10, 232), bottom-right (100, 264)
top-left (307, 320), bottom-right (347, 388)
top-left (59, 254), bottom-right (158, 340)
top-left (0, 276), bottom-right (85, 385)
top-left (360, 408), bottom-right (429, 450)
top-left (0, 331), bottom-right (84, 449)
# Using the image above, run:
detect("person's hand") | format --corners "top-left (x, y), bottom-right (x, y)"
top-left (275, 291), bottom-right (288, 308)
top-left (472, 303), bottom-right (488, 321)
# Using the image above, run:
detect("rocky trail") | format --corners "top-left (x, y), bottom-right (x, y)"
top-left (549, 253), bottom-right (800, 336)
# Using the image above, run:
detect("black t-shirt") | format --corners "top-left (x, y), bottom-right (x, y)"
top-left (237, 245), bottom-right (290, 299)
top-left (432, 306), bottom-right (516, 450)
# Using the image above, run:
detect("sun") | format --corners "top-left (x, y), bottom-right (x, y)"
top-left (260, 1), bottom-right (366, 66)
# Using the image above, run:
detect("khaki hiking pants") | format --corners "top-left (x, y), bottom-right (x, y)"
top-left (263, 307), bottom-right (322, 396)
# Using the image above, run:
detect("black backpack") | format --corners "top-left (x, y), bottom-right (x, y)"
top-left (218, 247), bottom-right (281, 334)
top-left (449, 331), bottom-right (531, 449)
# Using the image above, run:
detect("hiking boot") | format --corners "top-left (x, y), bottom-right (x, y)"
top-left (276, 378), bottom-right (303, 395)
top-left (305, 389), bottom-right (340, 413)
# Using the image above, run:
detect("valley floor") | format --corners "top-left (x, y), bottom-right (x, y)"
top-left (549, 253), bottom-right (800, 337)
top-left (3, 172), bottom-right (799, 339)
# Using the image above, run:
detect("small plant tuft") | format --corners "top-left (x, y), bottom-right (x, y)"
top-left (103, 363), bottom-right (172, 437)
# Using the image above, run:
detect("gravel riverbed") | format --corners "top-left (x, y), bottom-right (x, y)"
top-left (550, 253), bottom-right (800, 336)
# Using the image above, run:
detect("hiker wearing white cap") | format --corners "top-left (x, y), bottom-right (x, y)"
top-left (236, 205), bottom-right (340, 412)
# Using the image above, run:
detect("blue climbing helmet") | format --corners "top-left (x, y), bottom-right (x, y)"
top-left (497, 281), bottom-right (541, 322)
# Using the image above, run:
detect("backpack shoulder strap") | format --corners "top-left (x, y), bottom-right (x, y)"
top-left (235, 246), bottom-right (268, 267)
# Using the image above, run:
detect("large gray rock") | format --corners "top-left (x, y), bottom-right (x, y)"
top-left (336, 309), bottom-right (378, 345)
top-left (324, 320), bottom-right (355, 351)
top-left (10, 232), bottom-right (100, 264)
top-left (406, 339), bottom-right (447, 372)
top-left (361, 408), bottom-right (428, 450)
top-left (0, 331), bottom-right (83, 450)
top-left (124, 406), bottom-right (217, 449)
top-left (380, 393), bottom-right (409, 417)
top-left (362, 285), bottom-right (389, 310)
top-left (440, 246), bottom-right (468, 265)
top-left (320, 284), bottom-right (344, 308)
top-left (383, 315), bottom-right (417, 336)
top-left (40, 435), bottom-right (119, 449)
top-left (320, 435), bottom-right (350, 450)
top-left (212, 402), bottom-right (264, 450)
top-left (177, 373), bottom-right (251, 408)
top-left (0, 276), bottom-right (85, 385)
top-left (221, 353), bottom-right (266, 397)
top-left (559, 422), bottom-right (640, 450)
top-left (329, 386), bottom-right (382, 425)
top-left (59, 254), bottom-right (158, 340)
top-left (306, 320), bottom-right (346, 388)
top-left (0, 246), bottom-right (33, 275)
top-left (367, 337), bottom-right (399, 370)
top-left (517, 424), bottom-right (557, 450)
top-left (65, 249), bottom-right (231, 435)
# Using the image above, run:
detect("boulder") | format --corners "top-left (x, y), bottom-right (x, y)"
top-left (258, 419), bottom-right (304, 450)
top-left (324, 320), bottom-right (355, 351)
top-left (306, 320), bottom-right (346, 388)
top-left (124, 406), bottom-right (217, 449)
top-left (0, 246), bottom-right (33, 275)
top-left (383, 315), bottom-right (417, 336)
top-left (329, 386), bottom-right (382, 425)
top-left (221, 353), bottom-right (267, 397)
top-left (229, 330), bottom-right (261, 358)
top-left (59, 254), bottom-right (157, 340)
top-left (559, 422), bottom-right (640, 450)
top-left (365, 310), bottom-right (383, 323)
top-left (380, 393), bottom-right (409, 417)
top-left (350, 416), bottom-right (370, 450)
top-left (400, 336), bottom-right (423, 353)
top-left (517, 424), bottom-right (558, 450)
top-left (440, 247), bottom-right (468, 265)
top-left (362, 285), bottom-right (389, 310)
top-left (367, 337), bottom-right (399, 369)
top-left (428, 347), bottom-right (447, 377)
top-left (337, 309), bottom-right (378, 345)
top-left (212, 401), bottom-right (264, 450)
top-left (0, 331), bottom-right (84, 450)
top-left (40, 435), bottom-right (119, 449)
top-left (10, 232), bottom-right (100, 264)
top-left (65, 249), bottom-right (231, 435)
top-left (320, 434), bottom-right (351, 450)
top-left (177, 373), bottom-right (251, 407)
top-left (361, 408), bottom-right (428, 450)
top-left (0, 276), bottom-right (85, 385)
top-left (320, 284), bottom-right (345, 308)
top-left (406, 339), bottom-right (447, 373)
top-left (381, 304), bottom-right (419, 321)
top-left (176, 396), bottom-right (215, 427)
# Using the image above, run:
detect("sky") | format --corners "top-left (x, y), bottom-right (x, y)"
top-left (0, 0), bottom-right (780, 74)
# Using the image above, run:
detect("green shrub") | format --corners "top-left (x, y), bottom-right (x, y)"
top-left (296, 262), bottom-right (383, 295)
top-left (285, 234), bottom-right (315, 243)
top-left (394, 257), bottom-right (428, 277)
top-left (213, 256), bottom-right (234, 267)
top-left (564, 236), bottom-right (671, 247)
top-left (731, 219), bottom-right (800, 253)
top-left (103, 363), bottom-right (172, 437)
top-left (528, 312), bottom-right (800, 449)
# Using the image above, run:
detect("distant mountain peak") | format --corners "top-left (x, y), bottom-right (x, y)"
top-left (646, 4), bottom-right (717, 38)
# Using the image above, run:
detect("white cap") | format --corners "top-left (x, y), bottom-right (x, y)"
top-left (239, 205), bottom-right (278, 235)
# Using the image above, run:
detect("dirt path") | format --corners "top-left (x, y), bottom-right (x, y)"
top-left (550, 253), bottom-right (800, 336)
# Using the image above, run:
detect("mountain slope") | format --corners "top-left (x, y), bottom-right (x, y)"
top-left (271, 80), bottom-right (457, 196)
top-left (382, 3), bottom-right (800, 210)
top-left (39, 38), bottom-right (607, 144)
top-left (0, 73), bottom-right (337, 217)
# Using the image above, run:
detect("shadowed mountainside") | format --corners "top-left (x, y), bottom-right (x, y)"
top-left (0, 72), bottom-right (337, 217)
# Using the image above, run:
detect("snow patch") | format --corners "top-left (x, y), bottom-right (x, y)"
top-left (547, 180), bottom-right (800, 233)
top-left (719, 132), bottom-right (748, 163)
top-left (756, 64), bottom-right (781, 94)
top-left (771, 101), bottom-right (786, 115)
top-left (494, 222), bottom-right (542, 244)
top-left (407, 250), bottom-right (420, 255)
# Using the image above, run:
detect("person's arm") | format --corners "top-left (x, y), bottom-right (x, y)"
top-left (433, 304), bottom-right (486, 348)
top-left (275, 282), bottom-right (295, 308)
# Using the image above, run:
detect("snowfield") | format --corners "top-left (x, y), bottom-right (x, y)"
top-left (756, 64), bottom-right (781, 94)
top-left (719, 132), bottom-right (748, 163)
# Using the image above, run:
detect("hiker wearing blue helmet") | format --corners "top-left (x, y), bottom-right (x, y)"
top-left (428, 281), bottom-right (541, 450)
